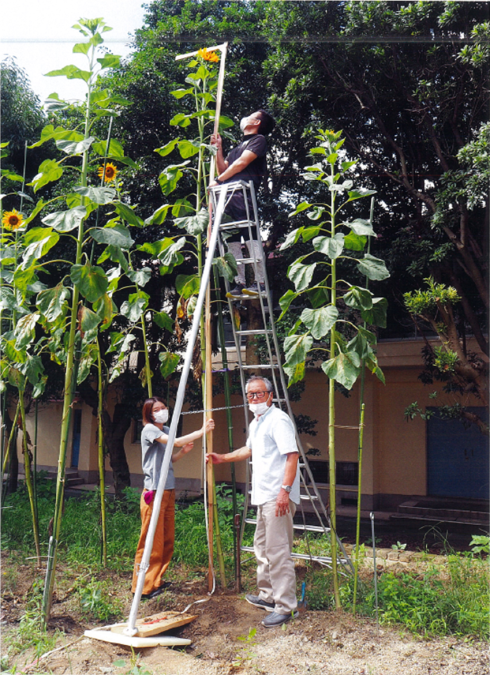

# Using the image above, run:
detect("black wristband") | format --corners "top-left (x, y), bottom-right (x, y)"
top-left (215, 178), bottom-right (223, 184)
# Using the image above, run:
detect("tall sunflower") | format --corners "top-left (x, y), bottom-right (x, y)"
top-left (2, 209), bottom-right (24, 231)
top-left (98, 162), bottom-right (118, 183)
top-left (197, 47), bottom-right (219, 63)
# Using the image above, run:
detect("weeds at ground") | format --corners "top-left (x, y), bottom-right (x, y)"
top-left (3, 579), bottom-right (60, 662)
top-left (114, 648), bottom-right (153, 675)
top-left (2, 475), bottom-right (489, 646)
top-left (232, 627), bottom-right (258, 668)
top-left (77, 577), bottom-right (124, 623)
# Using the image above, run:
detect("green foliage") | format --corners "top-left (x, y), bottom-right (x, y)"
top-left (173, 486), bottom-right (246, 568)
top-left (279, 129), bottom-right (388, 391)
top-left (373, 557), bottom-right (489, 638)
top-left (78, 577), bottom-right (124, 622)
top-left (404, 277), bottom-right (461, 317)
top-left (114, 654), bottom-right (153, 675)
top-left (305, 553), bottom-right (489, 638)
top-left (469, 535), bottom-right (490, 555)
top-left (233, 627), bottom-right (258, 667)
top-left (3, 579), bottom-right (60, 658)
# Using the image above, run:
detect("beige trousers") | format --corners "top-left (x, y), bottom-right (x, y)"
top-left (254, 499), bottom-right (297, 614)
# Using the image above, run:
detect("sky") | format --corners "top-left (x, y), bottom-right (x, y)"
top-left (1, 0), bottom-right (153, 105)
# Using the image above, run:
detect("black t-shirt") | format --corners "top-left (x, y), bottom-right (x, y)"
top-left (225, 134), bottom-right (267, 189)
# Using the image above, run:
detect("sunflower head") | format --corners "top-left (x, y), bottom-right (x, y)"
top-left (2, 209), bottom-right (24, 231)
top-left (197, 47), bottom-right (219, 63)
top-left (98, 162), bottom-right (118, 183)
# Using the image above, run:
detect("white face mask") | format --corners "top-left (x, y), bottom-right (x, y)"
top-left (153, 409), bottom-right (169, 425)
top-left (249, 394), bottom-right (271, 417)
top-left (240, 116), bottom-right (249, 132)
top-left (240, 115), bottom-right (259, 133)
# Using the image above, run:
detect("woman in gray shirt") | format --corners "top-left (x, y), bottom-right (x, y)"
top-left (132, 396), bottom-right (214, 599)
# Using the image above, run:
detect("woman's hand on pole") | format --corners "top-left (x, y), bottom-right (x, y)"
top-left (203, 418), bottom-right (215, 434)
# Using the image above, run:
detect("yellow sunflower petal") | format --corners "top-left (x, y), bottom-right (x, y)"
top-left (2, 209), bottom-right (24, 231)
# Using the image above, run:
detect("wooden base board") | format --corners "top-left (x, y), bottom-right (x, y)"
top-left (110, 611), bottom-right (198, 638)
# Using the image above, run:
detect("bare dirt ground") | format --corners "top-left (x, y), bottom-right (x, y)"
top-left (2, 556), bottom-right (488, 675)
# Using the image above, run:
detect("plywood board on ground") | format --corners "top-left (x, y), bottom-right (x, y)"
top-left (110, 611), bottom-right (198, 638)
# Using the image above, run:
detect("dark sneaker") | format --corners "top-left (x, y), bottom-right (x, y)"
top-left (243, 282), bottom-right (266, 296)
top-left (261, 610), bottom-right (299, 628)
top-left (227, 283), bottom-right (246, 298)
top-left (245, 594), bottom-right (275, 612)
top-left (139, 583), bottom-right (169, 600)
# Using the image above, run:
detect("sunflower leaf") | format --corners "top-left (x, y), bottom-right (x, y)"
top-left (45, 65), bottom-right (92, 82)
top-left (176, 274), bottom-right (200, 299)
top-left (30, 159), bottom-right (63, 193)
top-left (70, 262), bottom-right (108, 303)
top-left (120, 292), bottom-right (150, 323)
top-left (159, 352), bottom-right (179, 379)
top-left (42, 206), bottom-right (87, 232)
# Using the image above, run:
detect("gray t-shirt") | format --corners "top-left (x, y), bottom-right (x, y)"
top-left (141, 423), bottom-right (175, 491)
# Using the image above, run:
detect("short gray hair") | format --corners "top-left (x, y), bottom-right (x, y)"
top-left (246, 375), bottom-right (273, 392)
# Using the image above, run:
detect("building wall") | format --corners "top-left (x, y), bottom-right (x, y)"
top-left (14, 338), bottom-right (487, 508)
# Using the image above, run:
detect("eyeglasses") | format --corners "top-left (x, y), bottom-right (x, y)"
top-left (246, 390), bottom-right (270, 401)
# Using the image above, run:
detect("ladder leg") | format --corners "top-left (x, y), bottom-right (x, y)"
top-left (212, 181), bottom-right (353, 577)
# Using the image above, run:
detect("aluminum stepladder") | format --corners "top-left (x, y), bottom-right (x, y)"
top-left (209, 180), bottom-right (354, 574)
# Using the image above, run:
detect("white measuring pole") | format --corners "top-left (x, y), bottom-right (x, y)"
top-left (125, 186), bottom-right (228, 636)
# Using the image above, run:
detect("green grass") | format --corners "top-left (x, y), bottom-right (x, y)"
top-left (2, 475), bottom-right (489, 641)
top-left (1, 476), bottom-right (246, 572)
top-left (303, 553), bottom-right (489, 639)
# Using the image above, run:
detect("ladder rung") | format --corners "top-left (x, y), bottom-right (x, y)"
top-left (246, 520), bottom-right (328, 534)
top-left (241, 364), bottom-right (280, 369)
top-left (233, 257), bottom-right (256, 264)
top-left (236, 329), bottom-right (273, 336)
top-left (240, 546), bottom-right (346, 565)
top-left (293, 524), bottom-right (329, 533)
top-left (220, 221), bottom-right (255, 230)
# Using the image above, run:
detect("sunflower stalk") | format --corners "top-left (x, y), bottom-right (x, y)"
top-left (279, 130), bottom-right (388, 611)
top-left (41, 25), bottom-right (97, 627)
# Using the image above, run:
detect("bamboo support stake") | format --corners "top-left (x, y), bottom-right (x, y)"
top-left (328, 161), bottom-right (341, 610)
top-left (2, 401), bottom-right (20, 477)
top-left (19, 390), bottom-right (41, 566)
top-left (176, 42), bottom-right (228, 593)
top-left (205, 282), bottom-right (215, 591)
top-left (214, 267), bottom-right (238, 580)
top-left (353, 197), bottom-right (374, 613)
top-left (97, 339), bottom-right (107, 567)
top-left (353, 403), bottom-right (365, 613)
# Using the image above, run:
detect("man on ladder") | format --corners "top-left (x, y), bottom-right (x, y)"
top-left (210, 110), bottom-right (275, 297)
top-left (207, 375), bottom-right (300, 628)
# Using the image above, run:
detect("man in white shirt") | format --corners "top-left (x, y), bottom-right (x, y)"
top-left (207, 375), bottom-right (300, 627)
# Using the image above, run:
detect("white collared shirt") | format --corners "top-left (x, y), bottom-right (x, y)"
top-left (246, 405), bottom-right (300, 505)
